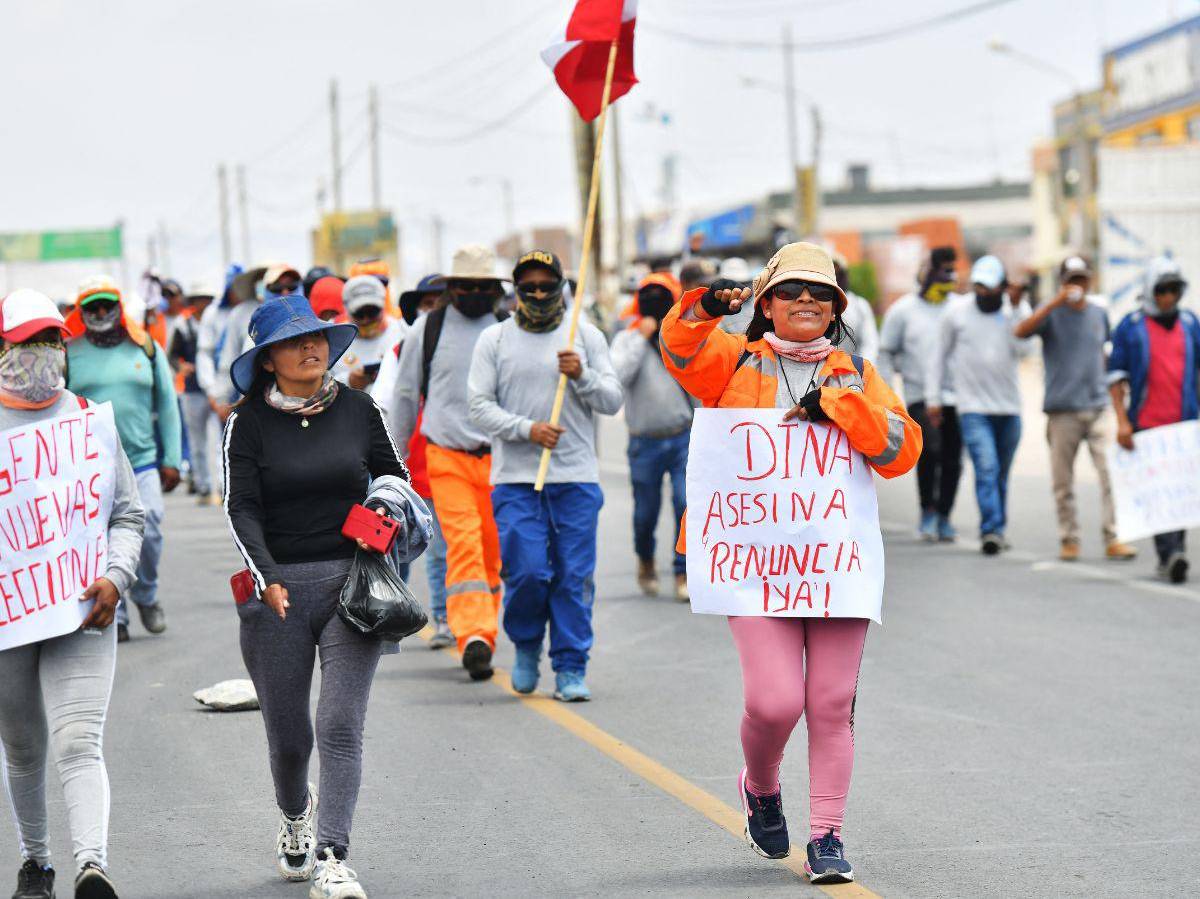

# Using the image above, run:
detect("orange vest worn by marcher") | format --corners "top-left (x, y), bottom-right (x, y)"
top-left (660, 287), bottom-right (923, 551)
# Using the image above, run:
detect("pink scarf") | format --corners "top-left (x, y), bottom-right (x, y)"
top-left (762, 331), bottom-right (834, 363)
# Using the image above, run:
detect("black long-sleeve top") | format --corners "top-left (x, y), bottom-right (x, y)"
top-left (224, 386), bottom-right (408, 591)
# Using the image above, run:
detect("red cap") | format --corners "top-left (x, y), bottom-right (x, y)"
top-left (309, 276), bottom-right (346, 319)
top-left (1, 289), bottom-right (70, 342)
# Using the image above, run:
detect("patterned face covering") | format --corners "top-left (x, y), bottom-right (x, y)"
top-left (0, 342), bottom-right (66, 409)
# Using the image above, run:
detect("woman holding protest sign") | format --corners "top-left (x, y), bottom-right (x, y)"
top-left (222, 294), bottom-right (422, 899)
top-left (0, 290), bottom-right (145, 899)
top-left (660, 243), bottom-right (920, 884)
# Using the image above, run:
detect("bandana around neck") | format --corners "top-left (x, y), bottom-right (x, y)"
top-left (264, 371), bottom-right (339, 416)
top-left (762, 331), bottom-right (834, 363)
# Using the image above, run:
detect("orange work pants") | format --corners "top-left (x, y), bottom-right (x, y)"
top-left (425, 444), bottom-right (502, 651)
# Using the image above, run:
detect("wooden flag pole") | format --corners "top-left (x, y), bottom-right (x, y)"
top-left (534, 38), bottom-right (620, 492)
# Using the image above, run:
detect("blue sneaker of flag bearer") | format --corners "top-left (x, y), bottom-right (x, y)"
top-left (540, 0), bottom-right (638, 122)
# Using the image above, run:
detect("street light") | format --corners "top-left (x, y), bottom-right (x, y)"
top-left (987, 37), bottom-right (1096, 260)
top-left (469, 174), bottom-right (515, 238)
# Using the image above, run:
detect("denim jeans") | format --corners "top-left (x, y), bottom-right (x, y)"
top-left (627, 431), bottom-right (689, 575)
top-left (959, 413), bottom-right (1022, 537)
top-left (423, 498), bottom-right (448, 619)
top-left (119, 467), bottom-right (164, 624)
top-left (180, 391), bottom-right (215, 494)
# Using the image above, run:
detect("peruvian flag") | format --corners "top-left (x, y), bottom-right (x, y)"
top-left (541, 0), bottom-right (638, 122)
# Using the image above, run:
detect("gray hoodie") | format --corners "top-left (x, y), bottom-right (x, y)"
top-left (610, 328), bottom-right (696, 437)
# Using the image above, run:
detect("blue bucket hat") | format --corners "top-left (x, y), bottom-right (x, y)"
top-left (398, 273), bottom-right (444, 326)
top-left (230, 295), bottom-right (358, 395)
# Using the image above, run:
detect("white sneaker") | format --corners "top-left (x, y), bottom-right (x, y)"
top-left (309, 848), bottom-right (367, 899)
top-left (277, 785), bottom-right (318, 881)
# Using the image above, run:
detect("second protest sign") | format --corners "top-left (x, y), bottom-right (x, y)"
top-left (685, 408), bottom-right (884, 622)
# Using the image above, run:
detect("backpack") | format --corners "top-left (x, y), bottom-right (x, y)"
top-left (420, 306), bottom-right (508, 399)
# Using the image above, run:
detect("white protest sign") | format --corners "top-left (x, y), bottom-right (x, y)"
top-left (685, 408), bottom-right (885, 622)
top-left (1108, 420), bottom-right (1200, 543)
top-left (0, 402), bottom-right (118, 650)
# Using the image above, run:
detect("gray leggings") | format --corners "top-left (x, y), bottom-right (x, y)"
top-left (0, 625), bottom-right (117, 870)
top-left (238, 559), bottom-right (381, 857)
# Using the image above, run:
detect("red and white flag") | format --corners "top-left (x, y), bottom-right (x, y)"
top-left (540, 0), bottom-right (637, 122)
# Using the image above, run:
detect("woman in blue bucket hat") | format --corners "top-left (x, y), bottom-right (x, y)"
top-left (222, 295), bottom-right (411, 899)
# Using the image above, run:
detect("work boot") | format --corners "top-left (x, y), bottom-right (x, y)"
top-left (137, 603), bottom-right (166, 635)
top-left (636, 559), bottom-right (659, 596)
top-left (12, 859), bottom-right (54, 899)
top-left (116, 624), bottom-right (130, 644)
top-left (196, 491), bottom-right (212, 506)
top-left (1105, 541), bottom-right (1137, 561)
top-left (674, 573), bottom-right (689, 603)
top-left (1059, 540), bottom-right (1080, 562)
top-left (427, 616), bottom-right (454, 650)
top-left (461, 637), bottom-right (494, 681)
top-left (936, 515), bottom-right (957, 543)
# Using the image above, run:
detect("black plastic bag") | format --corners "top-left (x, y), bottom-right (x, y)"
top-left (338, 550), bottom-right (428, 641)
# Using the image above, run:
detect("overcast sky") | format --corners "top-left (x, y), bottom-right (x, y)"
top-left (0, 0), bottom-right (1190, 293)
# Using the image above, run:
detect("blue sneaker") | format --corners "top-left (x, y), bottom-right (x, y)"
top-left (553, 670), bottom-right (591, 702)
top-left (937, 515), bottom-right (957, 542)
top-left (511, 644), bottom-right (541, 694)
top-left (738, 768), bottom-right (790, 859)
top-left (805, 829), bottom-right (854, 883)
top-left (918, 510), bottom-right (938, 542)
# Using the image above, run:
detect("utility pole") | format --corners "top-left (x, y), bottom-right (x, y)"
top-left (571, 111), bottom-right (603, 304)
top-left (611, 103), bottom-right (627, 283)
top-left (1074, 91), bottom-right (1097, 262)
top-left (330, 79), bottom-right (343, 213)
top-left (236, 164), bottom-right (251, 263)
top-left (782, 23), bottom-right (803, 238)
top-left (369, 83), bottom-right (382, 210)
top-left (217, 163), bottom-right (232, 270)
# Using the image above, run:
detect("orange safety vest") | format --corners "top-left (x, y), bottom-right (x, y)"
top-left (660, 287), bottom-right (923, 551)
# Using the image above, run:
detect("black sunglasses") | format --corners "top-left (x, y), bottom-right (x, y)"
top-left (351, 305), bottom-right (383, 319)
top-left (448, 279), bottom-right (501, 294)
top-left (1155, 281), bottom-right (1186, 296)
top-left (771, 280), bottom-right (839, 304)
top-left (517, 279), bottom-right (562, 297)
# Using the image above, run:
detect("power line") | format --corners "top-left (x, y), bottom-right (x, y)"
top-left (382, 82), bottom-right (556, 146)
top-left (641, 0), bottom-right (1020, 51)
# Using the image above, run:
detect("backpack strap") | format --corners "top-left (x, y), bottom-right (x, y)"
top-left (420, 306), bottom-right (448, 400)
top-left (850, 353), bottom-right (865, 377)
top-left (735, 349), bottom-right (753, 371)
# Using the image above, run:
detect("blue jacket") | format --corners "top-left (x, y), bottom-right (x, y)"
top-left (1108, 309), bottom-right (1200, 429)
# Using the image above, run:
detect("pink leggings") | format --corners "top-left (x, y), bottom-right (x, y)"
top-left (728, 616), bottom-right (869, 837)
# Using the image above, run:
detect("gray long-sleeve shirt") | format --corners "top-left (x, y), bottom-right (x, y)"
top-left (878, 292), bottom-right (956, 406)
top-left (610, 328), bottom-right (696, 437)
top-left (926, 293), bottom-right (1034, 416)
top-left (0, 392), bottom-right (144, 599)
top-left (390, 306), bottom-right (494, 452)
top-left (468, 317), bottom-right (624, 484)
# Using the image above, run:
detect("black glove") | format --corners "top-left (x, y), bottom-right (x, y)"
top-left (700, 278), bottom-right (747, 318)
top-left (798, 388), bottom-right (829, 422)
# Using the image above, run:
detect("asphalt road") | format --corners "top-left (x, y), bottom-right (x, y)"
top-left (4, 400), bottom-right (1198, 898)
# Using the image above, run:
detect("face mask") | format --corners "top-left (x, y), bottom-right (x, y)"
top-left (82, 304), bottom-right (121, 333)
top-left (924, 282), bottom-right (955, 304)
top-left (453, 292), bottom-right (497, 320)
top-left (514, 289), bottom-right (565, 334)
top-left (0, 343), bottom-right (66, 409)
top-left (975, 291), bottom-right (1003, 314)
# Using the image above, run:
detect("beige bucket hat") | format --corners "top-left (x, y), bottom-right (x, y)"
top-left (433, 244), bottom-right (509, 283)
top-left (752, 241), bottom-right (847, 314)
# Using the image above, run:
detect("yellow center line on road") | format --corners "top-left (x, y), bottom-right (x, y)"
top-left (416, 627), bottom-right (881, 897)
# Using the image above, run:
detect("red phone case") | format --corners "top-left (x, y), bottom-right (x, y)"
top-left (231, 569), bottom-right (255, 605)
top-left (342, 504), bottom-right (399, 554)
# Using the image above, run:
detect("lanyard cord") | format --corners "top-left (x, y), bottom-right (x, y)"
top-left (778, 359), bottom-right (819, 406)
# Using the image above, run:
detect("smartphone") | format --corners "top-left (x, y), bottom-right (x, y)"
top-left (231, 569), bottom-right (256, 605)
top-left (342, 504), bottom-right (399, 554)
